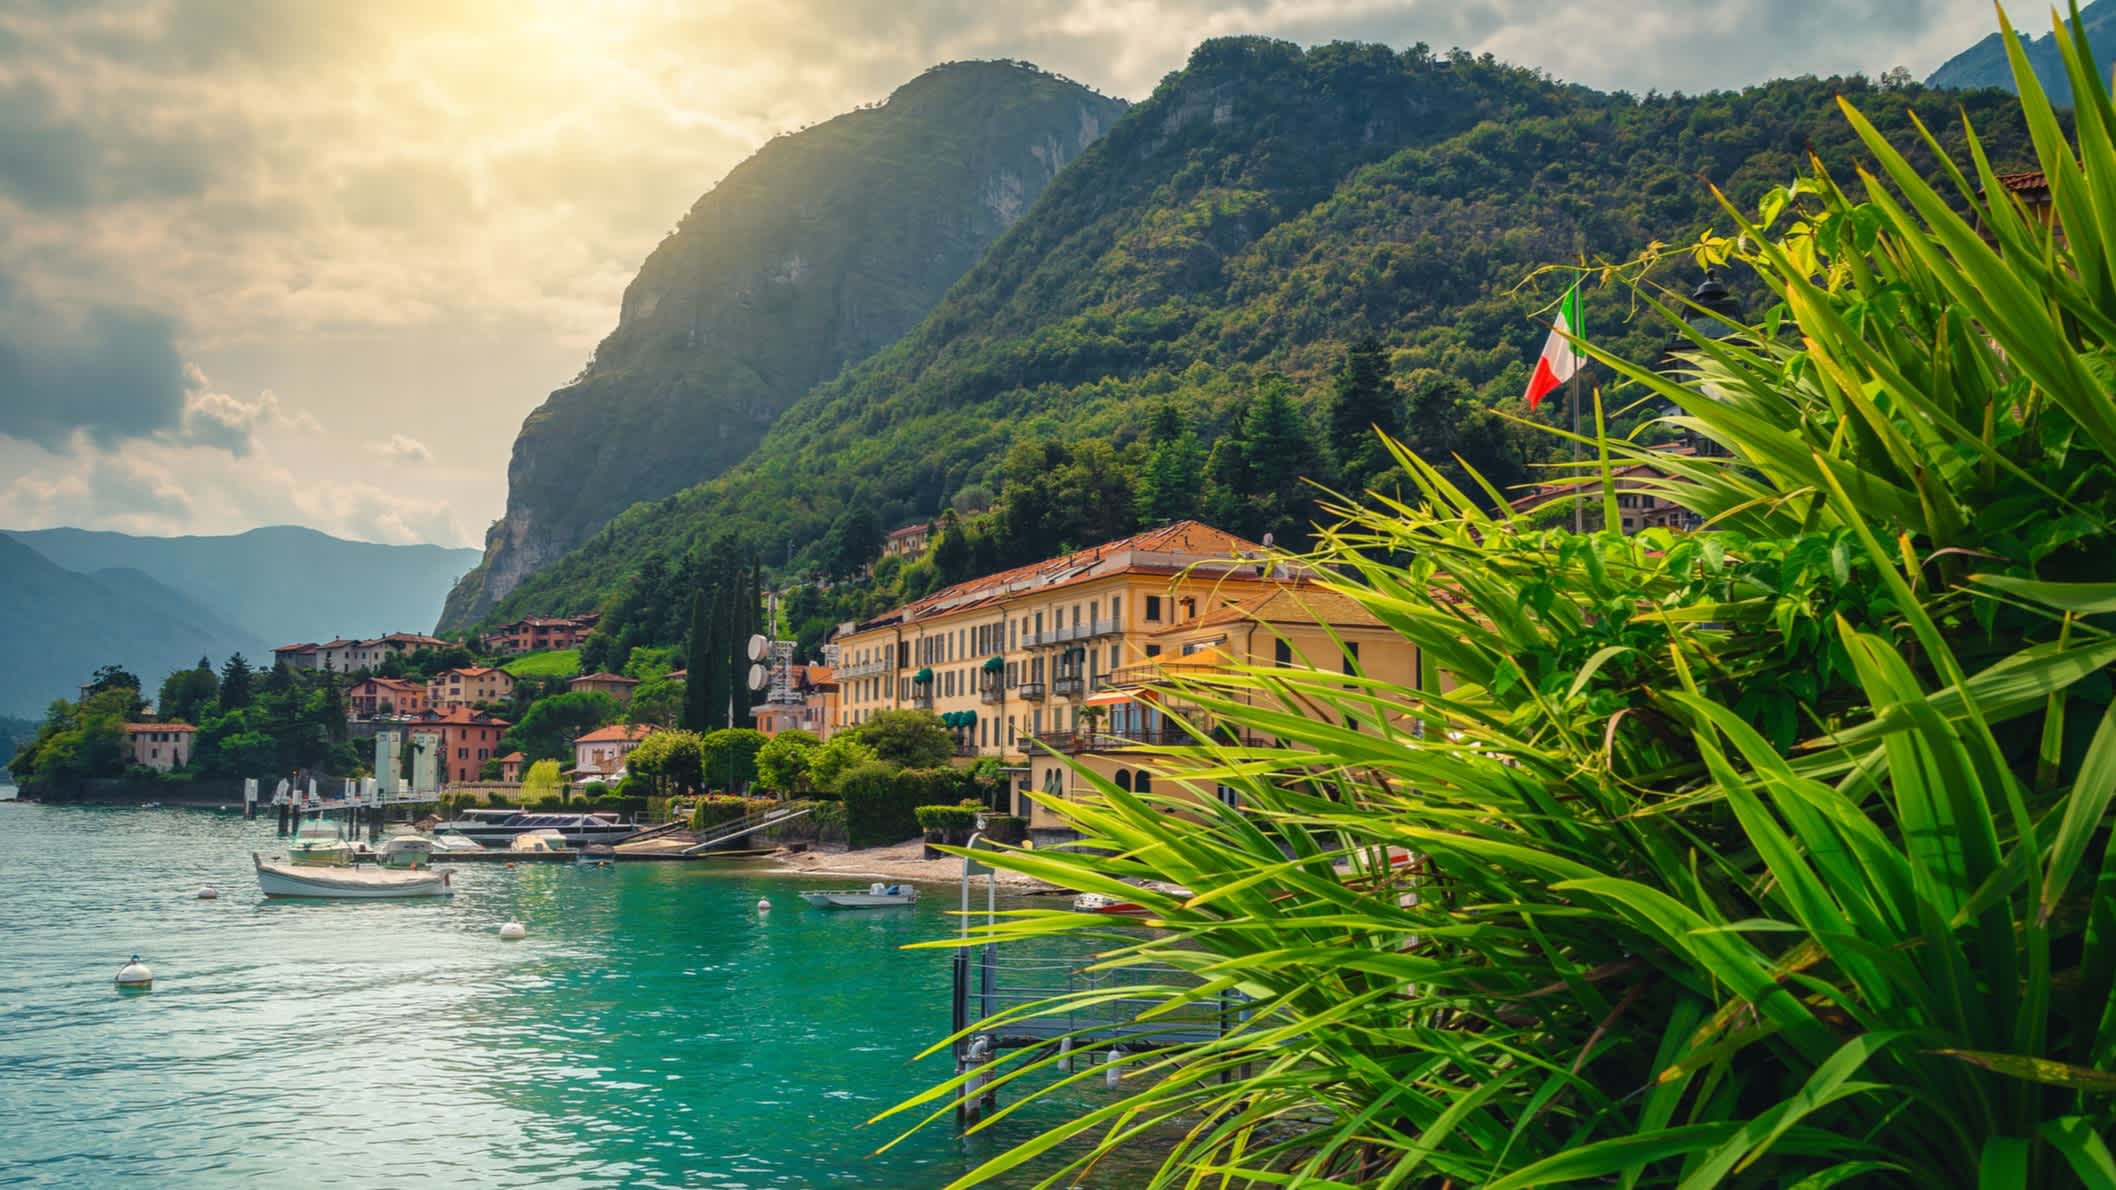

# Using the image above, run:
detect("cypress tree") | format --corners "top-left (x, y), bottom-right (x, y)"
top-left (682, 584), bottom-right (713, 732)
top-left (1324, 337), bottom-right (1401, 489)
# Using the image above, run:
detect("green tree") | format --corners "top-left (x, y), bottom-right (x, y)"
top-left (681, 583), bottom-right (714, 731)
top-left (504, 691), bottom-right (620, 762)
top-left (754, 729), bottom-right (820, 794)
top-left (626, 728), bottom-right (701, 795)
top-left (700, 727), bottom-right (767, 792)
top-left (1237, 374), bottom-right (1324, 546)
top-left (156, 657), bottom-right (218, 724)
top-left (520, 758), bottom-right (564, 801)
top-left (217, 653), bottom-right (254, 710)
top-left (805, 734), bottom-right (880, 794)
top-left (1324, 336), bottom-right (1402, 492)
top-left (822, 503), bottom-right (883, 578)
top-left (849, 709), bottom-right (953, 768)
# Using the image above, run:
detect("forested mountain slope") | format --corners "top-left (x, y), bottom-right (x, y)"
top-left (480, 38), bottom-right (2034, 625)
top-left (441, 61), bottom-right (1125, 625)
top-left (1925, 0), bottom-right (2116, 100)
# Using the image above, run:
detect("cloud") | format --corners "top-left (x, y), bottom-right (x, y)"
top-left (369, 433), bottom-right (433, 464)
top-left (0, 275), bottom-right (190, 450)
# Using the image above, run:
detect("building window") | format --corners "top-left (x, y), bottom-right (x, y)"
top-left (1274, 638), bottom-right (1292, 667)
top-left (1145, 595), bottom-right (1162, 622)
top-left (1145, 644), bottom-right (1160, 658)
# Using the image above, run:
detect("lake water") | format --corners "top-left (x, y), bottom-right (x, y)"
top-left (0, 804), bottom-right (1121, 1188)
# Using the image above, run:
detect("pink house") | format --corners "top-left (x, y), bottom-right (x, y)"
top-left (126, 723), bottom-right (196, 771)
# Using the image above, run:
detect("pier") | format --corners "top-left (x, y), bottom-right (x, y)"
top-left (946, 837), bottom-right (1243, 1125)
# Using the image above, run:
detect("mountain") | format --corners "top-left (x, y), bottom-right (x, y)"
top-left (0, 537), bottom-right (269, 717)
top-left (1925, 1), bottom-right (2116, 99)
top-left (441, 61), bottom-right (1127, 625)
top-left (5, 526), bottom-right (479, 650)
top-left (470, 39), bottom-right (2036, 628)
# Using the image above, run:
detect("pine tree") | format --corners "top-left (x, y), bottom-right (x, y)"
top-left (681, 584), bottom-right (713, 732)
top-left (219, 654), bottom-right (254, 709)
top-left (1240, 376), bottom-right (1323, 547)
top-left (1324, 337), bottom-right (1402, 491)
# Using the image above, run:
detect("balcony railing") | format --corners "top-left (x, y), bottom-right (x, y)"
top-left (911, 693), bottom-right (934, 709)
top-left (979, 686), bottom-right (1004, 704)
top-left (836, 659), bottom-right (891, 679)
top-left (1051, 673), bottom-right (1085, 698)
top-left (1016, 681), bottom-right (1046, 701)
top-left (1020, 620), bottom-right (1123, 648)
top-left (1029, 727), bottom-right (1279, 754)
top-left (1102, 658), bottom-right (1232, 690)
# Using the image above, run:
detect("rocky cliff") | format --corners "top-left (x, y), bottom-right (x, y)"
top-left (441, 61), bottom-right (1124, 628)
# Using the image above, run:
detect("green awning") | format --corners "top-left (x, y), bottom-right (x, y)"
top-left (913, 667), bottom-right (933, 684)
top-left (982, 655), bottom-right (1004, 672)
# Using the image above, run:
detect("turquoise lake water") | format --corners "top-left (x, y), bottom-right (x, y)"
top-left (0, 804), bottom-right (1129, 1188)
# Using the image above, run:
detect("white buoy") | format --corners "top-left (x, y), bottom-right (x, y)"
top-left (1105, 1048), bottom-right (1122, 1088)
top-left (193, 886), bottom-right (218, 900)
top-left (115, 956), bottom-right (153, 990)
top-left (498, 921), bottom-right (527, 941)
top-left (756, 898), bottom-right (772, 912)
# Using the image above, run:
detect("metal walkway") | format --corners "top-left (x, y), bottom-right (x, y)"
top-left (681, 805), bottom-right (815, 854)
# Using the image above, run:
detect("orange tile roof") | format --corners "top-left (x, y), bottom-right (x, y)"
top-left (570, 671), bottom-right (639, 684)
top-left (574, 724), bottom-right (657, 744)
top-left (886, 523), bottom-right (930, 539)
top-left (124, 721), bottom-right (196, 733)
top-left (859, 520), bottom-right (1272, 631)
top-left (498, 751), bottom-right (525, 763)
top-left (412, 706), bottom-right (510, 727)
top-left (1158, 585), bottom-right (1388, 634)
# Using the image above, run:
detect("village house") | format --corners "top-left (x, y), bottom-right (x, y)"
top-left (408, 706), bottom-right (510, 786)
top-left (426, 665), bottom-right (516, 710)
top-left (497, 751), bottom-right (525, 783)
top-left (568, 672), bottom-right (640, 703)
top-left (346, 675), bottom-right (429, 719)
top-left (271, 642), bottom-right (320, 670)
top-left (825, 520), bottom-right (1421, 845)
top-left (880, 521), bottom-right (933, 560)
top-left (1506, 455), bottom-right (1693, 535)
top-left (274, 632), bottom-right (452, 674)
top-left (125, 722), bottom-right (196, 772)
top-left (572, 723), bottom-right (655, 784)
top-left (480, 614), bottom-right (599, 656)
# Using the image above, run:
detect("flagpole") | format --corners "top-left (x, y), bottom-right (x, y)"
top-left (1570, 292), bottom-right (1584, 534)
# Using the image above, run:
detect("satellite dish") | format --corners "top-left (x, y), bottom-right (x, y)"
top-left (746, 633), bottom-right (770, 662)
top-left (747, 663), bottom-right (769, 691)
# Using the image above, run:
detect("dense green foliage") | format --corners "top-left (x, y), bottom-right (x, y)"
top-left (848, 709), bottom-right (956, 769)
top-left (442, 62), bottom-right (1126, 626)
top-left (892, 20), bottom-right (2116, 1184)
top-left (481, 40), bottom-right (2035, 629)
top-left (840, 764), bottom-right (970, 848)
top-left (502, 691), bottom-right (620, 763)
top-left (500, 649), bottom-right (580, 678)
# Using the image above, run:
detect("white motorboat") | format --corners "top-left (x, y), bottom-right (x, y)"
top-left (288, 822), bottom-right (354, 867)
top-left (800, 882), bottom-right (919, 909)
top-left (509, 829), bottom-right (567, 853)
top-left (375, 835), bottom-right (438, 869)
top-left (432, 809), bottom-right (634, 847)
top-left (254, 853), bottom-right (453, 899)
top-left (1071, 892), bottom-right (1151, 916)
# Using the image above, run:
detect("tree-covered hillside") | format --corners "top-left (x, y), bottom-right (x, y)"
top-left (479, 38), bottom-right (2035, 626)
top-left (442, 61), bottom-right (1126, 626)
top-left (1925, 0), bottom-right (2116, 100)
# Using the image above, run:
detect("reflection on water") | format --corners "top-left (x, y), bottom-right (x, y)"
top-left (0, 804), bottom-right (1138, 1188)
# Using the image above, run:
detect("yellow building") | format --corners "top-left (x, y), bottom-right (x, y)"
top-left (829, 521), bottom-right (1420, 844)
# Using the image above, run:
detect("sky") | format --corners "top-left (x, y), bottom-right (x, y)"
top-left (0, 0), bottom-right (2003, 548)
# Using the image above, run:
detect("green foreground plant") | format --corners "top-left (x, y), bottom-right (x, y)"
top-left (881, 9), bottom-right (2116, 1186)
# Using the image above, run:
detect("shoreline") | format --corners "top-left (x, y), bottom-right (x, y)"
top-left (766, 839), bottom-right (1061, 893)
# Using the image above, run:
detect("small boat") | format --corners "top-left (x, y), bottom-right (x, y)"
top-left (289, 822), bottom-right (355, 867)
top-left (254, 853), bottom-right (452, 899)
top-left (375, 835), bottom-right (437, 869)
top-left (576, 844), bottom-right (617, 865)
top-left (800, 882), bottom-right (919, 909)
top-left (510, 829), bottom-right (566, 853)
top-left (429, 832), bottom-right (484, 851)
top-left (1071, 892), bottom-right (1151, 916)
top-left (432, 809), bottom-right (634, 847)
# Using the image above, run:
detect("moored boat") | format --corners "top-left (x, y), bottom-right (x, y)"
top-left (375, 835), bottom-right (437, 869)
top-left (1071, 892), bottom-right (1151, 915)
top-left (800, 882), bottom-right (919, 909)
top-left (432, 809), bottom-right (634, 847)
top-left (253, 853), bottom-right (453, 899)
top-left (510, 829), bottom-right (566, 853)
top-left (288, 822), bottom-right (354, 867)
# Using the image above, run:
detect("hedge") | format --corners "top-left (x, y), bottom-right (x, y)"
top-left (914, 801), bottom-right (986, 835)
top-left (689, 795), bottom-right (777, 833)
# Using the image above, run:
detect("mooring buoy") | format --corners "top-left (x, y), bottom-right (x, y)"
top-left (193, 886), bottom-right (218, 900)
top-left (756, 898), bottom-right (771, 912)
top-left (115, 956), bottom-right (153, 990)
top-left (498, 921), bottom-right (527, 941)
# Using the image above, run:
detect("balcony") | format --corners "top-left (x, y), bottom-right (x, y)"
top-left (1016, 681), bottom-right (1046, 701)
top-left (1027, 726), bottom-right (1206, 754)
top-left (837, 659), bottom-right (891, 679)
top-left (911, 692), bottom-right (934, 709)
top-left (1020, 621), bottom-right (1123, 648)
top-left (979, 685), bottom-right (1004, 704)
top-left (1051, 673), bottom-right (1085, 698)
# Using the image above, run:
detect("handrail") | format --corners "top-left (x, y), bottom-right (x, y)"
top-left (680, 804), bottom-right (814, 854)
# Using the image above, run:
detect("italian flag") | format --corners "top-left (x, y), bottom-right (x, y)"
top-left (1524, 282), bottom-right (1582, 410)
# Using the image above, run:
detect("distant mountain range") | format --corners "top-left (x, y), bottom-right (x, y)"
top-left (0, 526), bottom-right (480, 716)
top-left (1926, 0), bottom-right (2116, 100)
